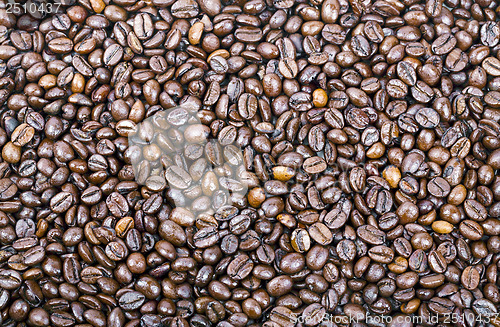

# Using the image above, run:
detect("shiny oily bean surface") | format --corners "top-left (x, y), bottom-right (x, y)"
top-left (0, 0), bottom-right (499, 325)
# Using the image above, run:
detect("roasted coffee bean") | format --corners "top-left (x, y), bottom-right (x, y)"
top-left (165, 166), bottom-right (192, 189)
top-left (428, 250), bottom-right (447, 273)
top-left (481, 22), bottom-right (500, 47)
top-left (1, 0), bottom-right (499, 324)
top-left (238, 93), bottom-right (258, 120)
top-left (118, 291), bottom-right (146, 310)
top-left (368, 245), bottom-right (394, 264)
top-left (0, 270), bottom-right (22, 290)
top-left (103, 44), bottom-right (124, 66)
top-left (462, 266), bottom-right (480, 290)
top-left (50, 192), bottom-right (74, 213)
top-left (428, 177), bottom-right (451, 197)
top-left (464, 199), bottom-right (487, 221)
top-left (193, 227), bottom-right (220, 248)
top-left (357, 225), bottom-right (386, 245)
top-left (291, 228), bottom-right (311, 253)
top-left (459, 220), bottom-right (484, 240)
top-left (415, 107), bottom-right (440, 128)
top-left (428, 297), bottom-right (455, 315)
top-left (227, 254), bottom-right (254, 280)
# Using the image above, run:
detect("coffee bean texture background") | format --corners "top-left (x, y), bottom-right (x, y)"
top-left (0, 0), bottom-right (499, 326)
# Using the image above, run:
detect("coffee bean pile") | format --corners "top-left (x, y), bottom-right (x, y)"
top-left (0, 0), bottom-right (500, 325)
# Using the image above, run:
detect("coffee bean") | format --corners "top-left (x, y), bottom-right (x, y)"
top-left (203, 81), bottom-right (220, 106)
top-left (464, 199), bottom-right (487, 222)
top-left (428, 297), bottom-right (455, 315)
top-left (238, 93), bottom-right (258, 120)
top-left (11, 123), bottom-right (35, 146)
top-left (48, 37), bottom-right (74, 54)
top-left (427, 177), bottom-right (451, 197)
top-left (472, 298), bottom-right (497, 317)
top-left (336, 239), bottom-right (356, 262)
top-left (459, 220), bottom-right (484, 240)
top-left (291, 228), bottom-right (311, 253)
top-left (415, 107), bottom-right (440, 128)
top-left (428, 250), bottom-right (447, 273)
top-left (104, 44), bottom-right (124, 66)
top-left (227, 254), bottom-right (254, 280)
top-left (0, 270), bottom-right (22, 290)
top-left (394, 237), bottom-right (418, 258)
top-left (72, 55), bottom-right (94, 76)
top-left (171, 0), bottom-right (199, 18)
top-left (269, 306), bottom-right (296, 326)
top-left (483, 57), bottom-right (500, 76)
top-left (193, 227), bottom-right (219, 248)
top-left (368, 245), bottom-right (394, 264)
top-left (81, 186), bottom-right (102, 205)
top-left (302, 303), bottom-right (326, 326)
top-left (357, 225), bottom-right (385, 245)
top-left (432, 221), bottom-right (454, 234)
top-left (118, 291), bottom-right (146, 310)
top-left (51, 312), bottom-right (76, 327)
top-left (346, 107), bottom-right (369, 129)
top-left (432, 33), bottom-right (457, 55)
top-left (308, 222), bottom-right (333, 245)
top-left (50, 192), bottom-right (73, 213)
top-left (308, 125), bottom-right (325, 152)
top-left (462, 266), bottom-right (480, 290)
top-left (0, 178), bottom-right (17, 201)
top-left (397, 61), bottom-right (417, 86)
top-left (134, 13), bottom-right (154, 40)
top-left (303, 156), bottom-right (327, 174)
top-left (106, 192), bottom-right (129, 217)
top-left (235, 27), bottom-right (263, 43)
top-left (22, 245), bottom-right (45, 265)
top-left (279, 58), bottom-right (298, 79)
top-left (165, 166), bottom-right (192, 189)
top-left (481, 22), bottom-right (500, 47)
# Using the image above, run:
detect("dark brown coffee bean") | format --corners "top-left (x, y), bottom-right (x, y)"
top-left (50, 312), bottom-right (76, 327)
top-left (279, 58), bottom-right (298, 79)
top-left (0, 270), bottom-right (22, 289)
top-left (323, 208), bottom-right (348, 229)
top-left (303, 156), bottom-right (327, 174)
top-left (461, 266), bottom-right (480, 290)
top-left (428, 250), bottom-right (447, 273)
top-left (428, 297), bottom-right (455, 315)
top-left (368, 245), bottom-right (394, 264)
top-left (106, 192), bottom-right (129, 217)
top-left (48, 38), bottom-right (73, 54)
top-left (235, 27), bottom-right (263, 43)
top-left (227, 254), bottom-right (254, 280)
top-left (345, 107), bottom-right (369, 129)
top-left (481, 21), bottom-right (500, 47)
top-left (165, 166), bottom-right (192, 189)
top-left (1, 0), bottom-right (499, 324)
top-left (193, 227), bottom-right (220, 248)
top-left (238, 93), bottom-right (258, 120)
top-left (415, 107), bottom-right (440, 128)
top-left (357, 225), bottom-right (386, 245)
top-left (427, 177), bottom-right (451, 197)
top-left (118, 291), bottom-right (146, 310)
top-left (72, 55), bottom-right (94, 76)
top-left (459, 220), bottom-right (484, 240)
top-left (432, 33), bottom-right (457, 55)
top-left (50, 192), bottom-right (73, 213)
top-left (464, 199), bottom-right (487, 221)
